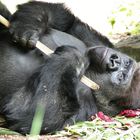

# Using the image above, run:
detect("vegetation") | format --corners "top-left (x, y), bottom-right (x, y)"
top-left (0, 112), bottom-right (140, 140)
top-left (108, 0), bottom-right (140, 35)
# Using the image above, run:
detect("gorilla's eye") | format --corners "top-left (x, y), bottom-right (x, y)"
top-left (110, 54), bottom-right (120, 65)
top-left (124, 60), bottom-right (131, 68)
top-left (117, 72), bottom-right (124, 81)
top-left (117, 71), bottom-right (128, 83)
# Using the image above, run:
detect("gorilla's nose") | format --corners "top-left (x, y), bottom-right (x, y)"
top-left (88, 46), bottom-right (108, 65)
top-left (88, 46), bottom-right (122, 72)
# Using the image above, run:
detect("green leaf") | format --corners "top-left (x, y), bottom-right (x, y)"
top-left (0, 128), bottom-right (20, 135)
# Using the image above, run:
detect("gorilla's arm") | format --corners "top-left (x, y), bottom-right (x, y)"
top-left (9, 1), bottom-right (113, 47)
top-left (2, 46), bottom-right (88, 134)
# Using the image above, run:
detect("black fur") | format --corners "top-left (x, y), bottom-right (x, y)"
top-left (0, 40), bottom-right (89, 134)
top-left (9, 1), bottom-right (113, 48)
top-left (0, 1), bottom-right (139, 134)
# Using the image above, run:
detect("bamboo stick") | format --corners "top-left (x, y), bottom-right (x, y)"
top-left (0, 15), bottom-right (100, 90)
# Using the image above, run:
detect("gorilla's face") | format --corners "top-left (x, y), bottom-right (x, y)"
top-left (87, 46), bottom-right (137, 115)
top-left (89, 47), bottom-right (136, 83)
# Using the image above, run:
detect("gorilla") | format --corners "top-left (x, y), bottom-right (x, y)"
top-left (0, 1), bottom-right (140, 134)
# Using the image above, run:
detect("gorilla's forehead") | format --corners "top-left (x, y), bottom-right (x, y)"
top-left (103, 47), bottom-right (135, 61)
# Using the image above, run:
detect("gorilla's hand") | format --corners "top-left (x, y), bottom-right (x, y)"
top-left (9, 22), bottom-right (42, 48)
top-left (8, 1), bottom-right (75, 48)
top-left (9, 2), bottom-right (50, 48)
top-left (9, 10), bottom-right (47, 48)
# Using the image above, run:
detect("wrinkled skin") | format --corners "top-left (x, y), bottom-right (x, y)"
top-left (0, 1), bottom-right (140, 134)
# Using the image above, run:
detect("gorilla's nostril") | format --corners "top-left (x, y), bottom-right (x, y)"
top-left (110, 54), bottom-right (120, 64)
top-left (110, 54), bottom-right (119, 60)
top-left (107, 54), bottom-right (121, 71)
